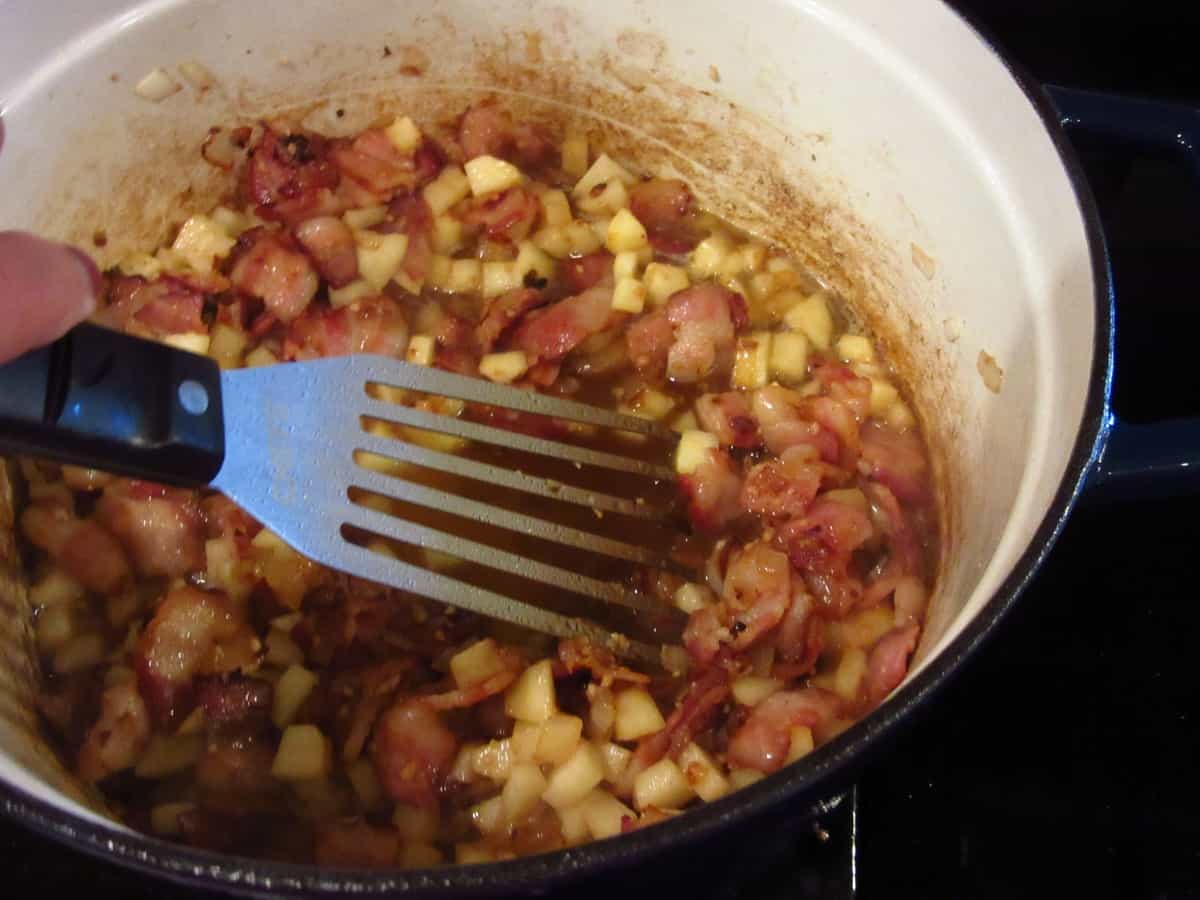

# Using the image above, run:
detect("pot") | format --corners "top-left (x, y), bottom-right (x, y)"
top-left (0, 0), bottom-right (1192, 894)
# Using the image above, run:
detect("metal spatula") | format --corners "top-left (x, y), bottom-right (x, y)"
top-left (0, 323), bottom-right (687, 664)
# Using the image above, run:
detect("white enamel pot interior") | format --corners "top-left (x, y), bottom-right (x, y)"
top-left (0, 0), bottom-right (1110, 893)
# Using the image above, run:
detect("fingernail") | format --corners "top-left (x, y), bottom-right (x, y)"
top-left (66, 246), bottom-right (102, 316)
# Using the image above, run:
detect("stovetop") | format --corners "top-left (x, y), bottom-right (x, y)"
top-left (4, 3), bottom-right (1199, 898)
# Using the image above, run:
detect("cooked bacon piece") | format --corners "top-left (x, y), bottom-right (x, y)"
top-left (98, 275), bottom-right (207, 337)
top-left (229, 227), bottom-right (319, 322)
top-left (315, 822), bottom-right (400, 867)
top-left (726, 688), bottom-right (842, 773)
top-left (626, 310), bottom-right (674, 379)
top-left (803, 571), bottom-right (864, 621)
top-left (412, 138), bottom-right (446, 187)
top-left (196, 674), bottom-right (273, 726)
top-left (682, 606), bottom-right (725, 667)
top-left (95, 480), bottom-right (205, 578)
top-left (865, 481), bottom-right (923, 581)
top-left (193, 737), bottom-right (280, 815)
top-left (802, 395), bottom-right (861, 468)
top-left (781, 496), bottom-right (875, 579)
top-left (476, 287), bottom-right (548, 352)
top-left (201, 494), bottom-right (262, 545)
top-left (772, 584), bottom-right (824, 677)
top-left (341, 658), bottom-right (418, 763)
top-left (293, 215), bottom-right (359, 287)
top-left (740, 447), bottom-right (823, 524)
top-left (695, 392), bottom-right (761, 448)
top-left (61, 466), bottom-right (115, 492)
top-left (813, 362), bottom-right (872, 420)
top-left (284, 295), bottom-right (409, 359)
top-left (134, 586), bottom-right (259, 724)
top-left (752, 384), bottom-right (837, 460)
top-left (512, 283), bottom-right (618, 363)
top-left (678, 447), bottom-right (743, 534)
top-left (860, 420), bottom-right (929, 504)
top-left (557, 638), bottom-right (651, 687)
top-left (629, 667), bottom-right (729, 774)
top-left (561, 251), bottom-right (613, 294)
top-left (458, 102), bottom-right (515, 161)
top-left (864, 624), bottom-right (919, 708)
top-left (628, 178), bottom-right (699, 254)
top-left (664, 284), bottom-right (747, 383)
top-left (372, 701), bottom-right (458, 808)
top-left (242, 128), bottom-right (341, 225)
top-left (384, 193), bottom-right (435, 285)
top-left (331, 128), bottom-right (418, 197)
top-left (458, 102), bottom-right (554, 168)
top-left (77, 679), bottom-right (150, 783)
top-left (721, 543), bottom-right (794, 653)
top-left (460, 186), bottom-right (540, 243)
top-left (20, 504), bottom-right (130, 593)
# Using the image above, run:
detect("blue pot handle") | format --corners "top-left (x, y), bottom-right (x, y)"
top-left (1045, 84), bottom-right (1200, 499)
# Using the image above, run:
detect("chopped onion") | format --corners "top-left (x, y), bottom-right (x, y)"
top-left (134, 67), bottom-right (181, 102)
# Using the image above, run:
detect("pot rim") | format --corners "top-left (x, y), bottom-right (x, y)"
top-left (0, 6), bottom-right (1115, 896)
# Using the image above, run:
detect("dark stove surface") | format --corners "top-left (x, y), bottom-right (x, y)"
top-left (4, 3), bottom-right (1200, 898)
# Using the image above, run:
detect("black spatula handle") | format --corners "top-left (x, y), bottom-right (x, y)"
top-left (0, 323), bottom-right (225, 486)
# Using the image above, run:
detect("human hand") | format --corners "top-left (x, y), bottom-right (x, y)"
top-left (0, 231), bottom-right (101, 363)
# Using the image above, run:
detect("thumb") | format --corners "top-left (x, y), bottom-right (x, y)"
top-left (0, 231), bottom-right (101, 363)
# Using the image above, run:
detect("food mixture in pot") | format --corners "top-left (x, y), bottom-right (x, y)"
top-left (19, 100), bottom-right (937, 865)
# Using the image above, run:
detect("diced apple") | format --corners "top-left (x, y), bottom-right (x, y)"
top-left (576, 178), bottom-right (629, 216)
top-left (597, 741), bottom-right (633, 784)
top-left (729, 768), bottom-right (765, 790)
top-left (887, 401), bottom-right (917, 429)
top-left (869, 378), bottom-right (900, 416)
top-left (670, 409), bottom-right (699, 433)
top-left (455, 841), bottom-right (497, 864)
top-left (506, 659), bottom-right (557, 722)
top-left (431, 213), bottom-right (464, 253)
top-left (579, 789), bottom-right (635, 840)
top-left (678, 743), bottom-right (730, 802)
top-left (502, 762), bottom-right (548, 822)
top-left (265, 627), bottom-right (304, 667)
top-left (532, 225), bottom-right (572, 258)
top-left (53, 633), bottom-right (105, 674)
top-left (673, 582), bottom-right (714, 614)
top-left (446, 258), bottom-right (483, 293)
top-left (675, 429), bottom-right (718, 475)
top-left (208, 322), bottom-right (248, 369)
top-left (163, 333), bottom-right (211, 355)
top-left (426, 254), bottom-right (452, 290)
top-left (542, 743), bottom-right (605, 809)
top-left (836, 333), bottom-right (875, 364)
top-left (558, 802), bottom-right (590, 845)
top-left (29, 570), bottom-right (84, 608)
top-left (479, 350), bottom-right (529, 384)
top-left (245, 346), bottom-right (279, 368)
top-left (354, 231), bottom-right (409, 291)
top-left (514, 241), bottom-right (556, 283)
top-left (573, 153), bottom-right (636, 198)
top-left (172, 214), bottom-right (236, 272)
top-left (622, 386), bottom-right (675, 421)
top-left (347, 757), bottom-right (384, 811)
top-left (423, 165), bottom-right (472, 216)
top-left (469, 794), bottom-right (506, 835)
top-left (393, 804), bottom-right (439, 841)
top-left (732, 332), bottom-right (771, 390)
top-left (613, 687), bottom-right (666, 741)
top-left (119, 252), bottom-right (164, 280)
top-left (211, 206), bottom-right (257, 236)
top-left (824, 488), bottom-right (868, 510)
top-left (384, 115), bottom-right (422, 153)
top-left (134, 733), bottom-right (203, 778)
top-left (769, 331), bottom-right (809, 383)
top-left (482, 260), bottom-right (521, 298)
top-left (786, 726), bottom-right (815, 763)
top-left (689, 233), bottom-right (734, 279)
top-left (565, 220), bottom-right (603, 255)
top-left (448, 743), bottom-right (483, 783)
top-left (613, 250), bottom-right (640, 281)
top-left (731, 676), bottom-right (783, 707)
top-left (343, 205), bottom-right (388, 229)
top-left (833, 648), bottom-right (868, 702)
top-left (35, 606), bottom-right (73, 653)
top-left (150, 802), bottom-right (194, 836)
top-left (535, 714), bottom-right (584, 766)
top-left (605, 209), bottom-right (648, 253)
top-left (465, 155), bottom-right (524, 197)
top-left (271, 725), bottom-right (331, 781)
top-left (406, 334), bottom-right (436, 366)
top-left (539, 189), bottom-right (573, 227)
top-left (450, 638), bottom-right (507, 689)
top-left (643, 262), bottom-right (690, 307)
top-left (611, 277), bottom-right (646, 313)
top-left (826, 605), bottom-right (895, 652)
top-left (473, 738), bottom-right (514, 783)
top-left (783, 293), bottom-right (834, 350)
top-left (561, 131), bottom-right (590, 179)
top-left (272, 664), bottom-right (318, 728)
top-left (632, 758), bottom-right (694, 811)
